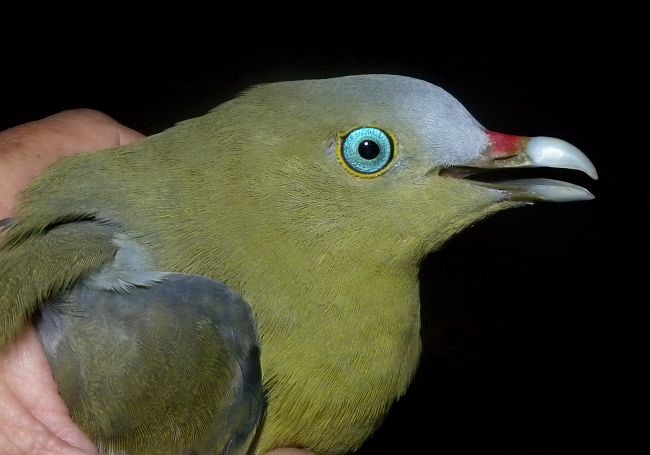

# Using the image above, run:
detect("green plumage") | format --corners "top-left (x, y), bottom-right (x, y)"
top-left (0, 75), bottom-right (592, 454)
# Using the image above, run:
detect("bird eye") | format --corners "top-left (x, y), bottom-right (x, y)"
top-left (338, 127), bottom-right (395, 177)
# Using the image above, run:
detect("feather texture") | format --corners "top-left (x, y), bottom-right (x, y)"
top-left (1, 75), bottom-right (518, 454)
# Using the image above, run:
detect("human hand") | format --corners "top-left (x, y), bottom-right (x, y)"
top-left (0, 110), bottom-right (309, 455)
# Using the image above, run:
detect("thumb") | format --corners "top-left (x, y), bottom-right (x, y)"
top-left (0, 109), bottom-right (143, 217)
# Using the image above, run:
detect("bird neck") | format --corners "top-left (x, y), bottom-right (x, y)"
top-left (240, 243), bottom-right (422, 453)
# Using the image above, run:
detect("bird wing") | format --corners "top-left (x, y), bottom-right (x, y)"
top-left (1, 220), bottom-right (265, 455)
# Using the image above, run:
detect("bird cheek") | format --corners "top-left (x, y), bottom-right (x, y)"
top-left (418, 179), bottom-right (503, 231)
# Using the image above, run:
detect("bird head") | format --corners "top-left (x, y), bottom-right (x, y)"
top-left (190, 75), bottom-right (597, 271)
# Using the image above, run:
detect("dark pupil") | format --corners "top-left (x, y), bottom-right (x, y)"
top-left (358, 140), bottom-right (380, 160)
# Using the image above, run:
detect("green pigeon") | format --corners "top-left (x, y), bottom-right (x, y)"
top-left (0, 75), bottom-right (597, 454)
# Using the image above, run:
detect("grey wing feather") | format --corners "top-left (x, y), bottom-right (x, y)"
top-left (37, 269), bottom-right (265, 455)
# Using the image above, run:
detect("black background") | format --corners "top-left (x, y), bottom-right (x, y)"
top-left (0, 5), bottom-right (642, 454)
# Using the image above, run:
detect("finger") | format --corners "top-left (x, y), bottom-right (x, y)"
top-left (0, 109), bottom-right (144, 217)
top-left (0, 327), bottom-right (98, 453)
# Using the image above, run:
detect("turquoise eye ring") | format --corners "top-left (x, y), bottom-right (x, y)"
top-left (337, 127), bottom-right (397, 178)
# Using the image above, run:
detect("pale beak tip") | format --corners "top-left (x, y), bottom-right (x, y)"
top-left (526, 136), bottom-right (598, 180)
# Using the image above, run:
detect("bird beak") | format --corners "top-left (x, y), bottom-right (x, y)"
top-left (441, 131), bottom-right (598, 202)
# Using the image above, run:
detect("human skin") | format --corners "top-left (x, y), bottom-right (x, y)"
top-left (0, 109), bottom-right (309, 455)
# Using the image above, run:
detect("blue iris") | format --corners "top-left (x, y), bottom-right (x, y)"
top-left (342, 127), bottom-right (393, 175)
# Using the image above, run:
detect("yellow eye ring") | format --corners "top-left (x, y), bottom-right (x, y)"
top-left (336, 127), bottom-right (398, 178)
